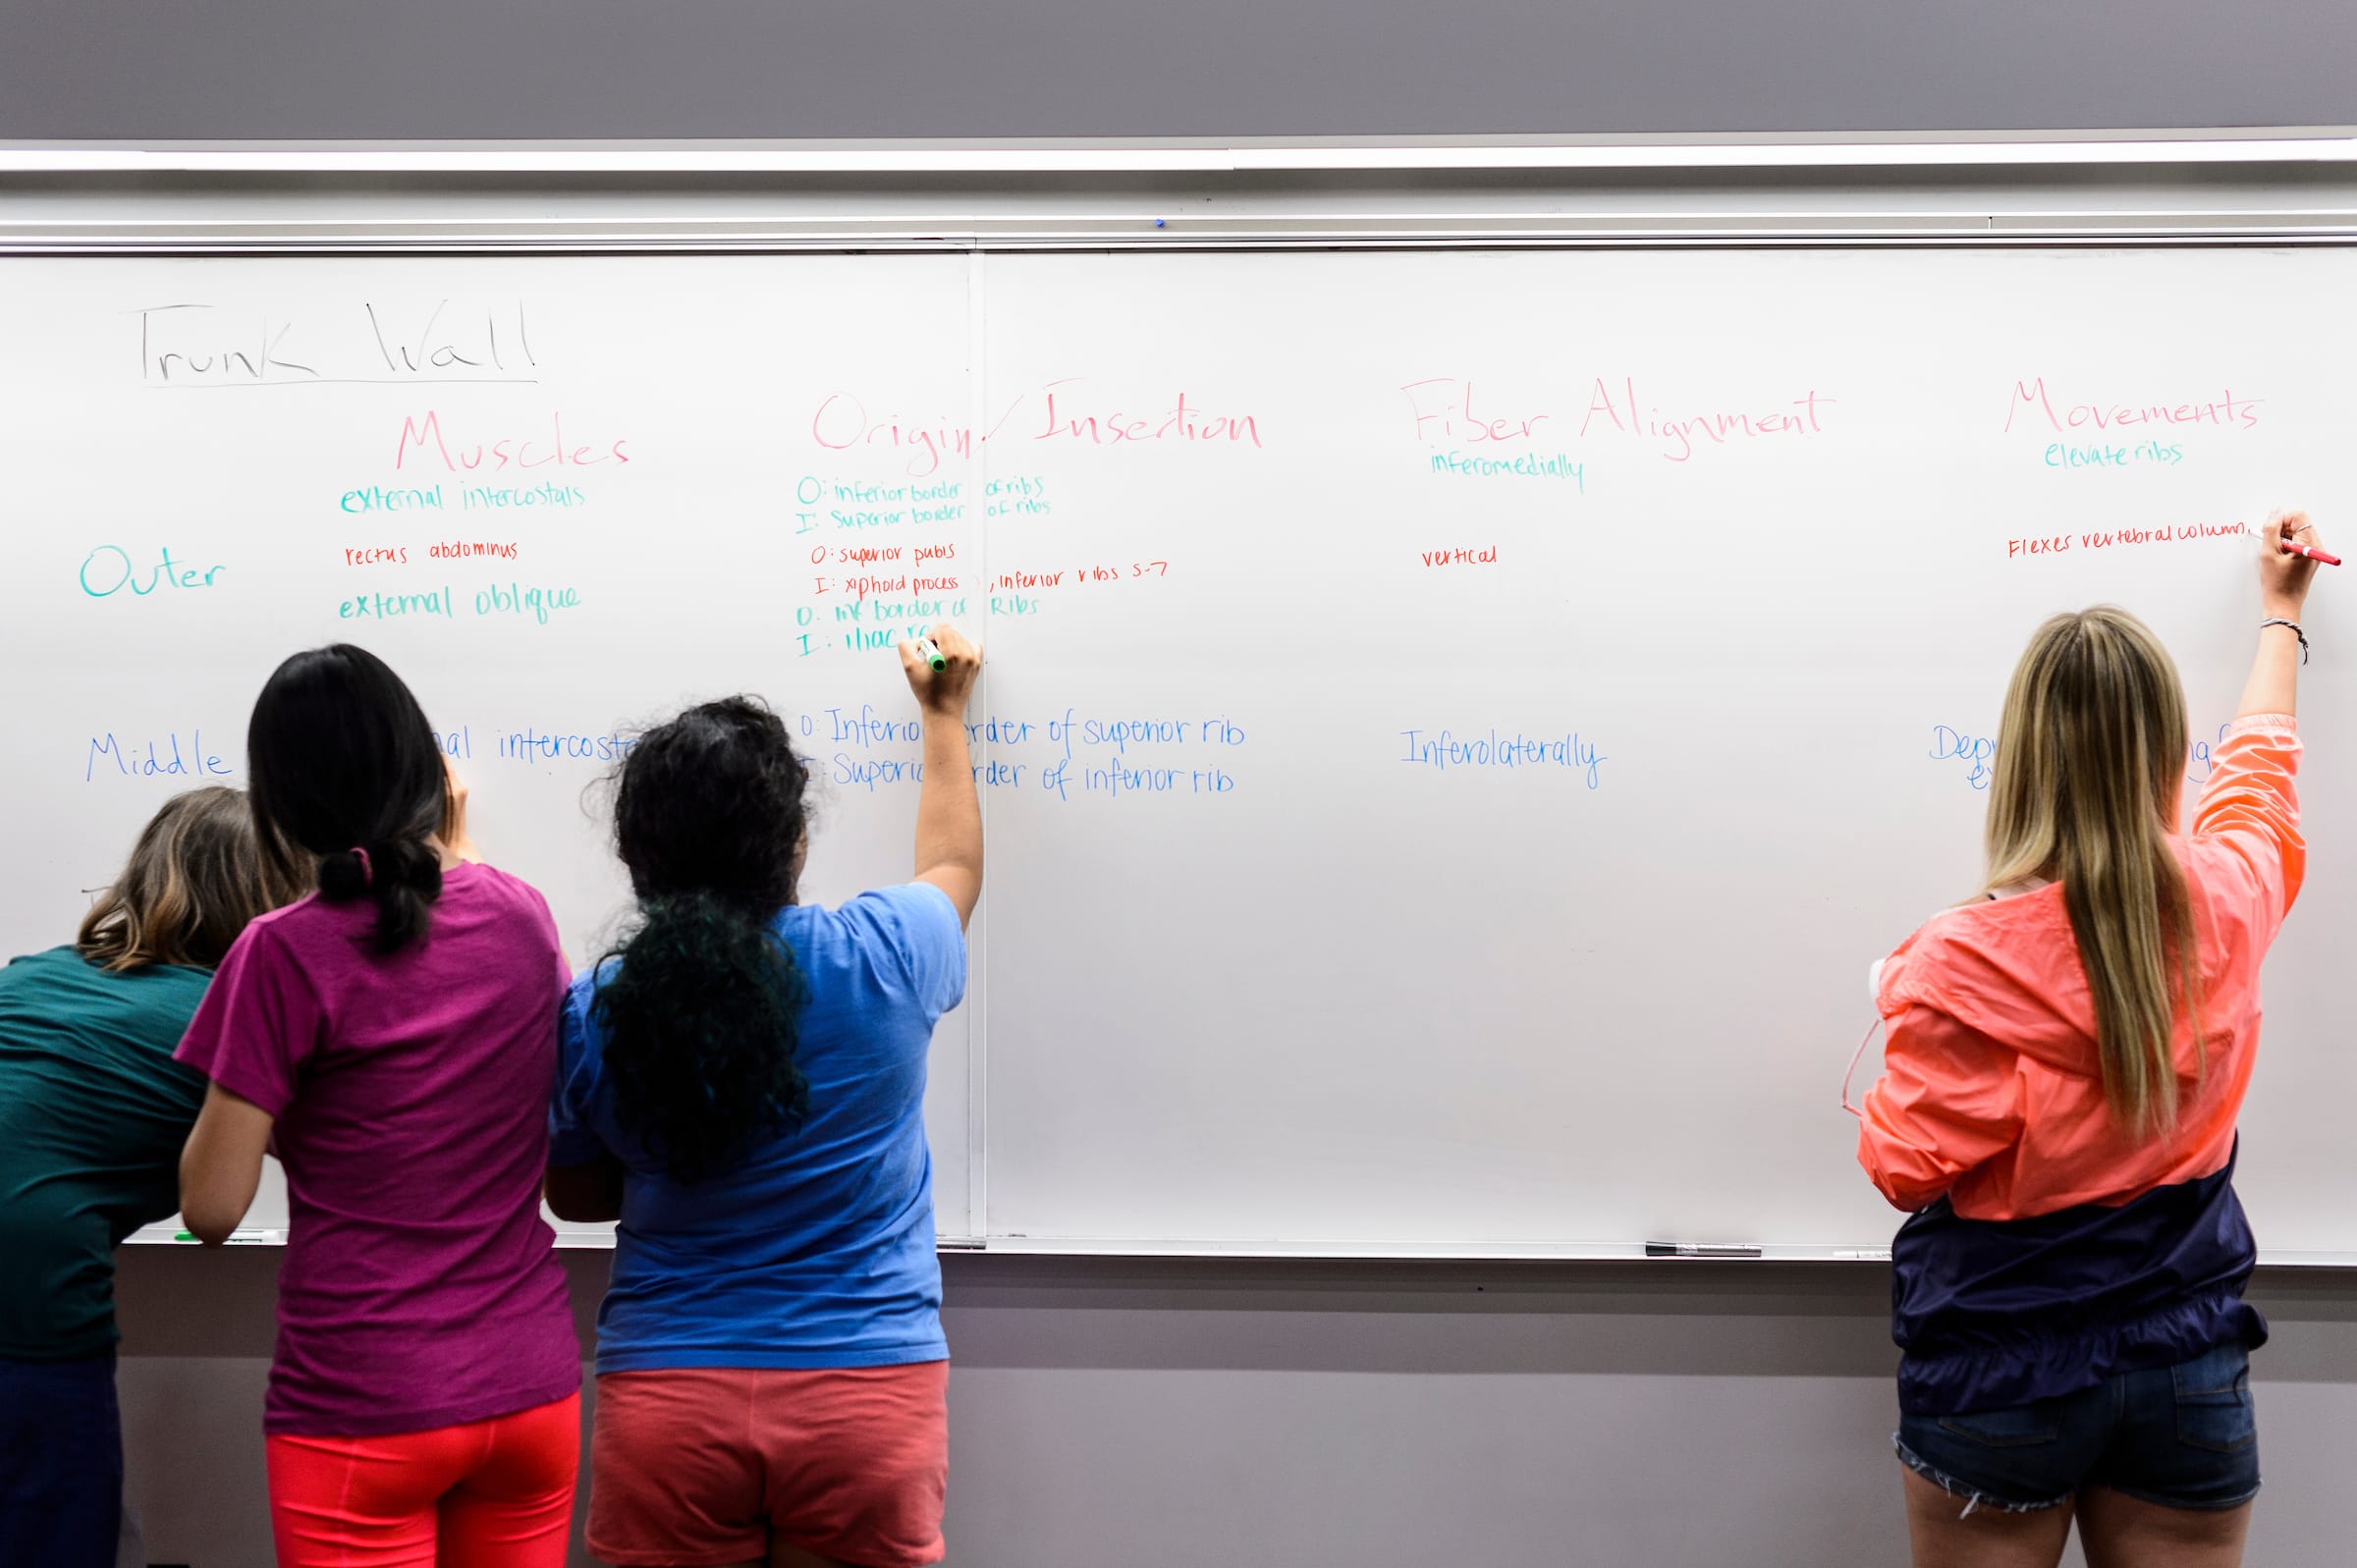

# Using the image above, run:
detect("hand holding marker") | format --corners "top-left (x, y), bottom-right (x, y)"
top-left (899, 623), bottom-right (982, 717)
top-left (2279, 528), bottom-right (2340, 568)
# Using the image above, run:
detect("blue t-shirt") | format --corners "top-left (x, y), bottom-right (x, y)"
top-left (551, 883), bottom-right (965, 1373)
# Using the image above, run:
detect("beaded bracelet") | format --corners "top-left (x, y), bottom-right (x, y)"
top-left (2261, 617), bottom-right (2310, 665)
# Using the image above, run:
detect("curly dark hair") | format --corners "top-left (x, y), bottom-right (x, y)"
top-left (593, 696), bottom-right (812, 1182)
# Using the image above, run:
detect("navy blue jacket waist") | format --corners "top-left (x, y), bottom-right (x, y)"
top-left (1890, 1143), bottom-right (2266, 1416)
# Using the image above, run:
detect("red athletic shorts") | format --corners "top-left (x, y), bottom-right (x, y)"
top-left (589, 1363), bottom-right (948, 1568)
top-left (265, 1391), bottom-right (580, 1568)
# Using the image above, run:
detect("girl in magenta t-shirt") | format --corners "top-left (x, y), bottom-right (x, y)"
top-left (177, 644), bottom-right (581, 1568)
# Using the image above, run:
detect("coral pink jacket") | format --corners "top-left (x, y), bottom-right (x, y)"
top-left (1859, 716), bottom-right (2303, 1220)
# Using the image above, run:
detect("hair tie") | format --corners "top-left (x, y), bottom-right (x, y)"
top-left (350, 847), bottom-right (373, 889)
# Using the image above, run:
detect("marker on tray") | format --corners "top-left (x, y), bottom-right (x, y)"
top-left (1644, 1241), bottom-right (1764, 1259)
top-left (172, 1228), bottom-right (285, 1244)
top-left (913, 636), bottom-right (948, 673)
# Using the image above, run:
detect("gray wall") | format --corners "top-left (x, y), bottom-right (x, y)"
top-left (115, 1249), bottom-right (2357, 1567)
top-left (1, 1), bottom-right (2355, 141)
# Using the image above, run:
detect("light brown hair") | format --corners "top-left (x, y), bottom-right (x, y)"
top-left (78, 786), bottom-right (304, 971)
top-left (1984, 607), bottom-right (2203, 1134)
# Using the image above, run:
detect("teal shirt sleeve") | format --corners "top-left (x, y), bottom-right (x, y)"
top-left (95, 966), bottom-right (212, 1239)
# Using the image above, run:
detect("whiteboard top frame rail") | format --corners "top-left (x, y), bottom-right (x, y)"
top-left (4, 133), bottom-right (2357, 175)
top-left (8, 135), bottom-right (2357, 249)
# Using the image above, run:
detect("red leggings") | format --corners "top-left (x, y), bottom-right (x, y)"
top-left (265, 1392), bottom-right (579, 1568)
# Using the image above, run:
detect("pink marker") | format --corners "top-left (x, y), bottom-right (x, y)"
top-left (2281, 537), bottom-right (2342, 568)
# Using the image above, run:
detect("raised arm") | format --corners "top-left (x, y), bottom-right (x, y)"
top-left (2236, 510), bottom-right (2321, 721)
top-left (2188, 511), bottom-right (2320, 922)
top-left (901, 623), bottom-right (984, 927)
top-left (436, 756), bottom-right (482, 866)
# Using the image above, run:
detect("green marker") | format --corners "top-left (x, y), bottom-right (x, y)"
top-left (914, 636), bottom-right (947, 673)
top-left (171, 1227), bottom-right (283, 1244)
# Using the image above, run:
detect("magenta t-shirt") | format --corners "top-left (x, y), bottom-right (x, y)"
top-left (176, 862), bottom-right (580, 1436)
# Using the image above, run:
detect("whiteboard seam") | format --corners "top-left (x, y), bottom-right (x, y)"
top-left (964, 243), bottom-right (991, 1245)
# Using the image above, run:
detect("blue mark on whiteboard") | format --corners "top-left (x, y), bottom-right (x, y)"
top-left (1930, 726), bottom-right (1995, 790)
top-left (1400, 729), bottom-right (1605, 788)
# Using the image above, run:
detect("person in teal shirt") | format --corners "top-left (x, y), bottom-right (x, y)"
top-left (0, 786), bottom-right (300, 1568)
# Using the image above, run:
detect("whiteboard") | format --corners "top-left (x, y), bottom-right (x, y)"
top-left (7, 246), bottom-right (2353, 1257)
top-left (0, 256), bottom-right (982, 1239)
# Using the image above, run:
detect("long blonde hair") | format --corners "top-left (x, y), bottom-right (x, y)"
top-left (1984, 607), bottom-right (2202, 1134)
top-left (78, 786), bottom-right (303, 971)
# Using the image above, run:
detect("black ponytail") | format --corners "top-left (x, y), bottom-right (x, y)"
top-left (315, 838), bottom-right (443, 953)
top-left (597, 697), bottom-right (813, 1182)
top-left (247, 645), bottom-right (449, 954)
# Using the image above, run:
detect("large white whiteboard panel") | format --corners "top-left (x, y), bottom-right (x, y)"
top-left (6, 245), bottom-right (2354, 1256)
top-left (0, 255), bottom-right (981, 1239)
top-left (962, 247), bottom-right (2356, 1253)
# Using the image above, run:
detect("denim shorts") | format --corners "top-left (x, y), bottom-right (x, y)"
top-left (1895, 1341), bottom-right (2259, 1513)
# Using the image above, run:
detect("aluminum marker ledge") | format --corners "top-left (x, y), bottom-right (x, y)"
top-left (120, 1225), bottom-right (2357, 1269)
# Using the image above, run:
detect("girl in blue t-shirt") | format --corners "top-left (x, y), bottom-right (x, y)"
top-left (549, 623), bottom-right (981, 1568)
